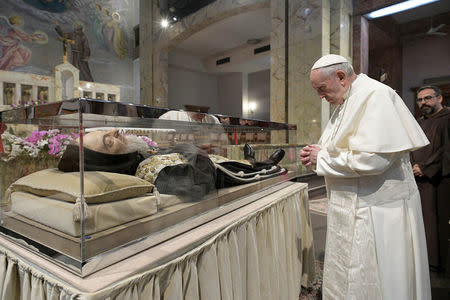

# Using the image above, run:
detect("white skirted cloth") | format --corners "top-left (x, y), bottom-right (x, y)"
top-left (0, 182), bottom-right (314, 300)
top-left (316, 74), bottom-right (431, 299)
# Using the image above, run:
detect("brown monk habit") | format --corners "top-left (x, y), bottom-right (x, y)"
top-left (411, 107), bottom-right (450, 270)
top-left (55, 25), bottom-right (94, 82)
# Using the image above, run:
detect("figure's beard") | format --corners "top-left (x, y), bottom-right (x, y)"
top-left (123, 135), bottom-right (153, 158)
top-left (420, 105), bottom-right (436, 116)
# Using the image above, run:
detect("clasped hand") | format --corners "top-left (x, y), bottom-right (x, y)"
top-left (412, 164), bottom-right (424, 177)
top-left (300, 144), bottom-right (321, 167)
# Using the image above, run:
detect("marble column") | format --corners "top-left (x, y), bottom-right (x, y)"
top-left (326, 0), bottom-right (352, 127)
top-left (270, 0), bottom-right (287, 143)
top-left (330, 0), bottom-right (352, 58)
top-left (152, 50), bottom-right (169, 108)
top-left (152, 1), bottom-right (170, 108)
top-left (139, 0), bottom-right (153, 106)
top-left (287, 0), bottom-right (330, 145)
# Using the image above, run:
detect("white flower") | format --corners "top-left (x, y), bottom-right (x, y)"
top-left (10, 144), bottom-right (22, 157)
top-left (48, 129), bottom-right (60, 136)
top-left (29, 148), bottom-right (39, 158)
top-left (37, 140), bottom-right (48, 147)
top-left (2, 132), bottom-right (16, 143)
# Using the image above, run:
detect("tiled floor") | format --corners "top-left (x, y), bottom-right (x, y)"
top-left (298, 204), bottom-right (326, 299)
top-left (299, 261), bottom-right (323, 300)
top-left (303, 197), bottom-right (450, 300)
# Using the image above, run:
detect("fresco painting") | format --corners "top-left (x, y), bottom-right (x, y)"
top-left (23, 0), bottom-right (73, 13)
top-left (55, 22), bottom-right (94, 81)
top-left (91, 4), bottom-right (129, 59)
top-left (0, 15), bottom-right (48, 71)
top-left (0, 0), bottom-right (135, 99)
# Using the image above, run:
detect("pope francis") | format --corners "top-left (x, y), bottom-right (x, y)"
top-left (300, 55), bottom-right (431, 299)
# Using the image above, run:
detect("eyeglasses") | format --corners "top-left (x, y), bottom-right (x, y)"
top-left (416, 95), bottom-right (437, 103)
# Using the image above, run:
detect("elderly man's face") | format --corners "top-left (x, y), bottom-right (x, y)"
top-left (310, 69), bottom-right (347, 105)
top-left (417, 88), bottom-right (442, 116)
top-left (81, 129), bottom-right (129, 154)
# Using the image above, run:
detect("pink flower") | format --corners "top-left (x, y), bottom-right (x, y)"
top-left (25, 130), bottom-right (46, 144)
top-left (140, 136), bottom-right (158, 147)
top-left (55, 134), bottom-right (69, 140)
top-left (48, 142), bottom-right (61, 155)
top-left (48, 134), bottom-right (70, 156)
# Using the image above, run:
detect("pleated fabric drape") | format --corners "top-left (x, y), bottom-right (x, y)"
top-left (0, 183), bottom-right (315, 300)
top-left (0, 252), bottom-right (78, 299)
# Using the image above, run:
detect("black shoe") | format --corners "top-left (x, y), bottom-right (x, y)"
top-left (264, 149), bottom-right (285, 165)
top-left (244, 144), bottom-right (256, 163)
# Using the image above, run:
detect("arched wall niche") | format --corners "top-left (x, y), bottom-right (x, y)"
top-left (54, 63), bottom-right (80, 101)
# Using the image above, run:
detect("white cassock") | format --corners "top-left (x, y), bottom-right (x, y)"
top-left (316, 74), bottom-right (431, 300)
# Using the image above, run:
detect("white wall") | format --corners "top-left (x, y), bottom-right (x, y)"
top-left (218, 73), bottom-right (243, 117)
top-left (168, 67), bottom-right (219, 112)
top-left (168, 50), bottom-right (219, 112)
top-left (169, 50), bottom-right (269, 118)
top-left (402, 36), bottom-right (450, 111)
top-left (248, 69), bottom-right (270, 120)
top-left (170, 49), bottom-right (208, 73)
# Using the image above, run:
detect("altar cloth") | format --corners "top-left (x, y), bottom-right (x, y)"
top-left (0, 182), bottom-right (314, 300)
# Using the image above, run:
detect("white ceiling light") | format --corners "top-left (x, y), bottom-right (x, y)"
top-left (161, 19), bottom-right (169, 28)
top-left (365, 0), bottom-right (439, 19)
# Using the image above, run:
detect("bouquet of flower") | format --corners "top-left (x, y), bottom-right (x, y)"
top-left (1, 129), bottom-right (79, 162)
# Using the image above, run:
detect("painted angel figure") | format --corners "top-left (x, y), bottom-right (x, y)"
top-left (106, 12), bottom-right (128, 59)
top-left (90, 3), bottom-right (105, 47)
top-left (0, 15), bottom-right (48, 71)
top-left (90, 4), bottom-right (129, 60)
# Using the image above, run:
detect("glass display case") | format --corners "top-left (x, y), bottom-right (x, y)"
top-left (0, 98), bottom-right (301, 276)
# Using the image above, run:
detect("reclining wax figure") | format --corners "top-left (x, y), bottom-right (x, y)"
top-left (58, 129), bottom-right (286, 200)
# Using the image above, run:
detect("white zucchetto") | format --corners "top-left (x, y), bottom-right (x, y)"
top-left (311, 54), bottom-right (349, 70)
